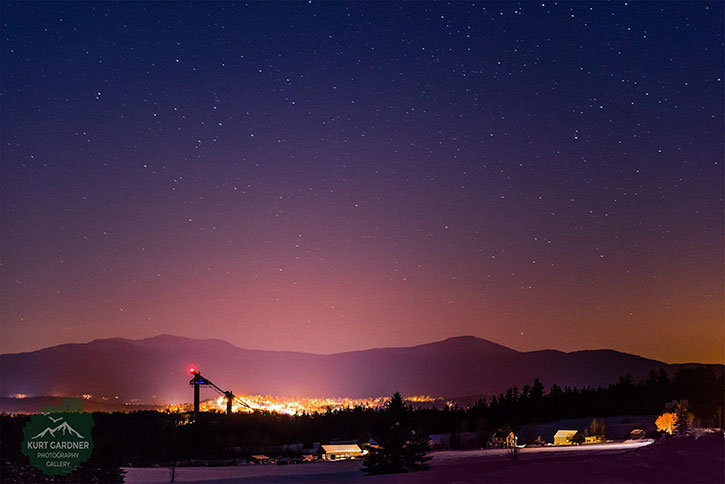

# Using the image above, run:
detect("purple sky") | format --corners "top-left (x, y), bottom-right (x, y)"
top-left (1, 2), bottom-right (723, 363)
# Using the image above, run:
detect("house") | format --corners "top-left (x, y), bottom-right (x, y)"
top-left (319, 444), bottom-right (366, 461)
top-left (248, 455), bottom-right (273, 464)
top-left (584, 435), bottom-right (605, 444)
top-left (488, 430), bottom-right (516, 448)
top-left (553, 430), bottom-right (583, 445)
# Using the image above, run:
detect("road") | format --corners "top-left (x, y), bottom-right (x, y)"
top-left (124, 440), bottom-right (655, 483)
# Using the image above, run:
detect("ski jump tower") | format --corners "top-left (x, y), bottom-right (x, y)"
top-left (188, 368), bottom-right (248, 420)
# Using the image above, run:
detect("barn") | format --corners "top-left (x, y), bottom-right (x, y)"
top-left (553, 430), bottom-right (583, 445)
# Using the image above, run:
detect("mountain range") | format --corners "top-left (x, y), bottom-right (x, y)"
top-left (1, 335), bottom-right (719, 405)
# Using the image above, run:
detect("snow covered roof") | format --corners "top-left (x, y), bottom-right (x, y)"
top-left (320, 444), bottom-right (363, 454)
top-left (554, 430), bottom-right (579, 438)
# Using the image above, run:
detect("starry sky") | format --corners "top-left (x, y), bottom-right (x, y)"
top-left (1, 2), bottom-right (723, 363)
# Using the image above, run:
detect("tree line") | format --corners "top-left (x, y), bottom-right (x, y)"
top-left (421, 365), bottom-right (723, 437)
top-left (1, 365), bottom-right (722, 482)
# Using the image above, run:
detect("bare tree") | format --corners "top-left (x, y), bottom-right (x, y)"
top-left (507, 432), bottom-right (522, 462)
top-left (584, 418), bottom-right (606, 441)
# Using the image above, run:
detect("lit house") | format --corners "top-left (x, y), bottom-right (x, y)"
top-left (488, 431), bottom-right (516, 448)
top-left (319, 444), bottom-right (366, 461)
top-left (248, 455), bottom-right (273, 464)
top-left (553, 430), bottom-right (583, 445)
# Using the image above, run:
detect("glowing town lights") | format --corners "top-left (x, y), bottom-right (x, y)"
top-left (163, 394), bottom-right (446, 415)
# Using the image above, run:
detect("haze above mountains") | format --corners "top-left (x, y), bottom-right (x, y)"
top-left (1, 335), bottom-right (718, 405)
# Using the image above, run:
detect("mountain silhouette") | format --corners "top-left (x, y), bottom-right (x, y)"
top-left (31, 421), bottom-right (85, 440)
top-left (1, 335), bottom-right (720, 405)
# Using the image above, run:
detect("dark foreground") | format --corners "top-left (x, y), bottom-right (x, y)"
top-left (124, 434), bottom-right (724, 483)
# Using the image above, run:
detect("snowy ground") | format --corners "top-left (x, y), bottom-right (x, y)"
top-left (123, 435), bottom-right (725, 483)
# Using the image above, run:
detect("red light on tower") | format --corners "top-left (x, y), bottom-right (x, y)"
top-left (189, 367), bottom-right (197, 374)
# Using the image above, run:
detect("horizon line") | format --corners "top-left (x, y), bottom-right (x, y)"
top-left (2, 332), bottom-right (723, 365)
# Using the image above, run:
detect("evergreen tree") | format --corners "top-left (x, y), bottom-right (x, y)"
top-left (674, 400), bottom-right (693, 434)
top-left (361, 392), bottom-right (431, 475)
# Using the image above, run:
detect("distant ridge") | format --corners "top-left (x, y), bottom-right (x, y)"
top-left (1, 335), bottom-right (720, 405)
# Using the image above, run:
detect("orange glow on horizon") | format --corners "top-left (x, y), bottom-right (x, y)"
top-left (162, 394), bottom-right (447, 415)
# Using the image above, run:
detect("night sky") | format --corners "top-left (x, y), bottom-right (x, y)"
top-left (2, 2), bottom-right (722, 363)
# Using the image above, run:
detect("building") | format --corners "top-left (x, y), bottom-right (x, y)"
top-left (319, 444), bottom-right (366, 461)
top-left (248, 455), bottom-right (273, 464)
top-left (584, 435), bottom-right (605, 444)
top-left (488, 431), bottom-right (516, 448)
top-left (553, 430), bottom-right (583, 445)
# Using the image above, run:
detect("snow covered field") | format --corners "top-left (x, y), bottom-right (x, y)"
top-left (123, 435), bottom-right (724, 483)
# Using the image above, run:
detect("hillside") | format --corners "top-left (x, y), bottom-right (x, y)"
top-left (0, 335), bottom-right (717, 404)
